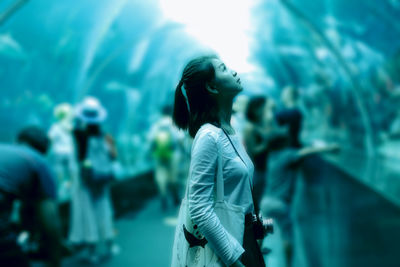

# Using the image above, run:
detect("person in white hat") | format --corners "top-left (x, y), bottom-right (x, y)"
top-left (74, 97), bottom-right (107, 125)
top-left (68, 96), bottom-right (118, 264)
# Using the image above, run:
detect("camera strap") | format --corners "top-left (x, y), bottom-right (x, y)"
top-left (221, 128), bottom-right (260, 216)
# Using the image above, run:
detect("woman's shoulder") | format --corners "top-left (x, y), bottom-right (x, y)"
top-left (194, 123), bottom-right (222, 143)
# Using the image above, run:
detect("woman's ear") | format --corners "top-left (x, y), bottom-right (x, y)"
top-left (206, 82), bottom-right (219, 95)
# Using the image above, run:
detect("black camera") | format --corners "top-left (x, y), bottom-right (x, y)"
top-left (252, 214), bottom-right (274, 240)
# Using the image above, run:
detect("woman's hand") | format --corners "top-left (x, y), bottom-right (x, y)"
top-left (230, 259), bottom-right (245, 267)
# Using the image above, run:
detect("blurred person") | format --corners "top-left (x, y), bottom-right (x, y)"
top-left (0, 126), bottom-right (63, 267)
top-left (174, 130), bottom-right (193, 200)
top-left (261, 112), bottom-right (339, 267)
top-left (171, 55), bottom-right (266, 267)
top-left (276, 86), bottom-right (303, 148)
top-left (149, 105), bottom-right (181, 211)
top-left (304, 72), bottom-right (341, 140)
top-left (232, 94), bottom-right (249, 143)
top-left (48, 103), bottom-right (77, 202)
top-left (68, 97), bottom-right (117, 264)
top-left (243, 96), bottom-right (287, 210)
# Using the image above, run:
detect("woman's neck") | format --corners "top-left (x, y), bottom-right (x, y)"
top-left (218, 97), bottom-right (234, 133)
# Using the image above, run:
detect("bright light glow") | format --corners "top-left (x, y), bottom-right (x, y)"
top-left (159, 0), bottom-right (256, 73)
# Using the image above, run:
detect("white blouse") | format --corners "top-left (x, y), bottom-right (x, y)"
top-left (188, 123), bottom-right (255, 266)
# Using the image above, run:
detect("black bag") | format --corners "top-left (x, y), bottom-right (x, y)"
top-left (241, 215), bottom-right (266, 267)
top-left (81, 136), bottom-right (114, 194)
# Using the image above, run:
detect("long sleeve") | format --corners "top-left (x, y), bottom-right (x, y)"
top-left (188, 130), bottom-right (244, 266)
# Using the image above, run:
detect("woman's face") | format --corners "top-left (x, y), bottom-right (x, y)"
top-left (209, 58), bottom-right (243, 97)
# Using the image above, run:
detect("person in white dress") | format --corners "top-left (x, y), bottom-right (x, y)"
top-left (68, 97), bottom-right (117, 264)
top-left (48, 103), bottom-right (76, 202)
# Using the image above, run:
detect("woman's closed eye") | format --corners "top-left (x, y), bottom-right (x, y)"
top-left (219, 63), bottom-right (227, 71)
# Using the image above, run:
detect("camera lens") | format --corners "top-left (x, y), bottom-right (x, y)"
top-left (263, 218), bottom-right (274, 235)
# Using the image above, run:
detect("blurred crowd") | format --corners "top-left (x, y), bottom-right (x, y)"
top-left (1, 67), bottom-right (400, 266)
top-left (0, 96), bottom-right (120, 266)
top-left (0, 48), bottom-right (399, 267)
top-left (0, 0), bottom-right (399, 266)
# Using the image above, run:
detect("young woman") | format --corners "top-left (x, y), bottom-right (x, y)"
top-left (173, 55), bottom-right (265, 267)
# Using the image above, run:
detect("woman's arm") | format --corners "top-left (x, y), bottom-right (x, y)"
top-left (297, 143), bottom-right (340, 160)
top-left (189, 130), bottom-right (244, 266)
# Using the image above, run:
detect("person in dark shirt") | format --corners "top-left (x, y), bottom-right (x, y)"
top-left (244, 96), bottom-right (287, 209)
top-left (276, 85), bottom-right (303, 148)
top-left (263, 120), bottom-right (338, 267)
top-left (0, 126), bottom-right (63, 267)
top-left (275, 108), bottom-right (303, 148)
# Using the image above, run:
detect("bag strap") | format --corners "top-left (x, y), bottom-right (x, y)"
top-left (216, 135), bottom-right (224, 202)
top-left (221, 128), bottom-right (248, 170)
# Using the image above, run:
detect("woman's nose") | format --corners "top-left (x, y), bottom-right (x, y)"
top-left (231, 70), bottom-right (237, 77)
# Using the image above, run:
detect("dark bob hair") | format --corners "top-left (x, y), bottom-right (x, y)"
top-left (17, 126), bottom-right (50, 154)
top-left (173, 55), bottom-right (220, 138)
top-left (246, 96), bottom-right (267, 124)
